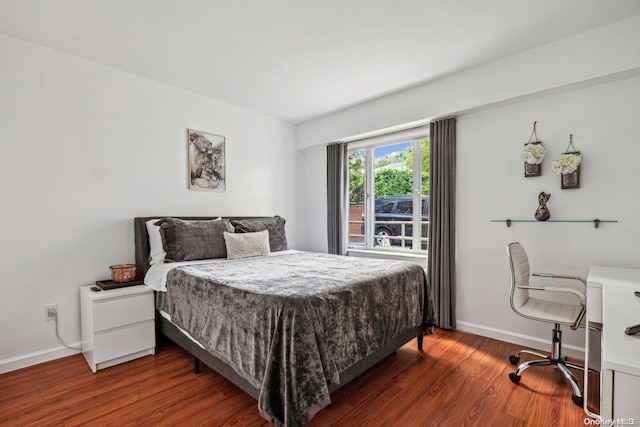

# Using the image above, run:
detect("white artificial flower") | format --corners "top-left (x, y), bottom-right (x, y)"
top-left (551, 153), bottom-right (582, 175)
top-left (520, 143), bottom-right (546, 164)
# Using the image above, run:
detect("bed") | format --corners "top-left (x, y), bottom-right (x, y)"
top-left (134, 216), bottom-right (436, 426)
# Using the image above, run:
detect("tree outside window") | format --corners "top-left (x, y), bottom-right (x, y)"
top-left (347, 138), bottom-right (430, 251)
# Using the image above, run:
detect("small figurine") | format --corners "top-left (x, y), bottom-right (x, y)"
top-left (535, 192), bottom-right (551, 221)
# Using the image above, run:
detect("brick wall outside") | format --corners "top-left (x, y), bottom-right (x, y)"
top-left (349, 204), bottom-right (364, 235)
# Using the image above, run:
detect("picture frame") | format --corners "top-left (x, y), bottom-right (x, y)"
top-left (187, 129), bottom-right (226, 192)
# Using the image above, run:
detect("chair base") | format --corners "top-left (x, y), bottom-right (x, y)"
top-left (508, 324), bottom-right (584, 407)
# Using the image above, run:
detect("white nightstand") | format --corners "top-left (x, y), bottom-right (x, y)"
top-left (81, 284), bottom-right (156, 372)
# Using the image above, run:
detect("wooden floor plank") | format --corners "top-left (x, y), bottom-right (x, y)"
top-left (0, 328), bottom-right (585, 426)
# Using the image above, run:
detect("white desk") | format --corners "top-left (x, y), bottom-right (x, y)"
top-left (586, 266), bottom-right (640, 421)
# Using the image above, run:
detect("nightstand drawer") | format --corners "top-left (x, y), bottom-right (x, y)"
top-left (93, 321), bottom-right (155, 363)
top-left (93, 292), bottom-right (154, 332)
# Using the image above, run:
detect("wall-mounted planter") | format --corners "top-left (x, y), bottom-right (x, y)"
top-left (521, 122), bottom-right (545, 177)
top-left (560, 153), bottom-right (581, 189)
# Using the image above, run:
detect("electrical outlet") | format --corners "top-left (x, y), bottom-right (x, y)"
top-left (45, 304), bottom-right (58, 321)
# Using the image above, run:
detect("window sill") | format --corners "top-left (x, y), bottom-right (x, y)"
top-left (347, 248), bottom-right (427, 267)
top-left (347, 248), bottom-right (426, 258)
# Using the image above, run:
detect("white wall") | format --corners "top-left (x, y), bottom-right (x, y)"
top-left (0, 34), bottom-right (299, 372)
top-left (456, 75), bottom-right (640, 351)
top-left (297, 15), bottom-right (640, 149)
top-left (297, 17), bottom-right (640, 356)
top-left (299, 144), bottom-right (328, 252)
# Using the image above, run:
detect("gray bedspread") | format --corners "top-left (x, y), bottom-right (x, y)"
top-left (156, 251), bottom-right (435, 426)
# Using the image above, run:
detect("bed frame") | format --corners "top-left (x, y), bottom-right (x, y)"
top-left (134, 216), bottom-right (425, 400)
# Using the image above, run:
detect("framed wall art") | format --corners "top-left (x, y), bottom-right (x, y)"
top-left (187, 129), bottom-right (226, 192)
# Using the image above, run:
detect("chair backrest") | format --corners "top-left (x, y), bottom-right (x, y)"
top-left (507, 242), bottom-right (530, 313)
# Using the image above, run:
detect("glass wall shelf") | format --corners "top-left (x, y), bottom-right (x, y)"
top-left (489, 219), bottom-right (617, 229)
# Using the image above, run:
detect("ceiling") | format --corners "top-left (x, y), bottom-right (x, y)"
top-left (2, 0), bottom-right (640, 124)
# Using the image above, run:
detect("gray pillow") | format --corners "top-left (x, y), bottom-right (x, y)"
top-left (223, 230), bottom-right (270, 260)
top-left (231, 216), bottom-right (288, 252)
top-left (156, 217), bottom-right (233, 262)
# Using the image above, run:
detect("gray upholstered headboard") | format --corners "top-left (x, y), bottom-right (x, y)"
top-left (134, 216), bottom-right (273, 277)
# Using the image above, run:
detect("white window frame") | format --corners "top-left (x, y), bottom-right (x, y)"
top-left (346, 126), bottom-right (429, 254)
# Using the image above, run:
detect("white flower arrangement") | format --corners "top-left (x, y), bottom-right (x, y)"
top-left (551, 152), bottom-right (581, 175)
top-left (520, 143), bottom-right (546, 164)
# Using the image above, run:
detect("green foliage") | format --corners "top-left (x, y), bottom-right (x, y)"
top-left (405, 138), bottom-right (430, 195)
top-left (349, 151), bottom-right (365, 204)
top-left (374, 168), bottom-right (413, 198)
top-left (376, 149), bottom-right (409, 168)
top-left (348, 138), bottom-right (430, 204)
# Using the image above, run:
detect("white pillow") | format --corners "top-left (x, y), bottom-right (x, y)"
top-left (146, 219), bottom-right (166, 265)
top-left (146, 217), bottom-right (222, 265)
top-left (223, 230), bottom-right (271, 260)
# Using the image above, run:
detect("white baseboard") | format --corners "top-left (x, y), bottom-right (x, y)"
top-left (456, 321), bottom-right (585, 360)
top-left (0, 343), bottom-right (81, 374)
top-left (1, 324), bottom-right (585, 374)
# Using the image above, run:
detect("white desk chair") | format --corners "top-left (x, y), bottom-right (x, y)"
top-left (506, 242), bottom-right (587, 406)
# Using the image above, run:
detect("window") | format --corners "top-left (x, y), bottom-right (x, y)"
top-left (396, 200), bottom-right (413, 214)
top-left (347, 127), bottom-right (430, 253)
top-left (377, 200), bottom-right (396, 213)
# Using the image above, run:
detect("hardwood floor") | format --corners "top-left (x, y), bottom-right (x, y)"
top-left (0, 329), bottom-right (587, 426)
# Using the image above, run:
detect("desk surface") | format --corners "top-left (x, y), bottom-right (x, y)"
top-left (587, 266), bottom-right (640, 376)
top-left (588, 266), bottom-right (640, 285)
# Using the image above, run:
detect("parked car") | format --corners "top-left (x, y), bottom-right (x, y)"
top-left (362, 195), bottom-right (429, 248)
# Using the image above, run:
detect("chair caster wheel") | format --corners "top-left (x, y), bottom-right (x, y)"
top-left (572, 394), bottom-right (583, 407)
top-left (509, 355), bottom-right (520, 365)
top-left (509, 373), bottom-right (521, 384)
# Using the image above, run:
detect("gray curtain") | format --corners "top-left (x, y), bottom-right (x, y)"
top-left (326, 143), bottom-right (348, 255)
top-left (428, 117), bottom-right (457, 329)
